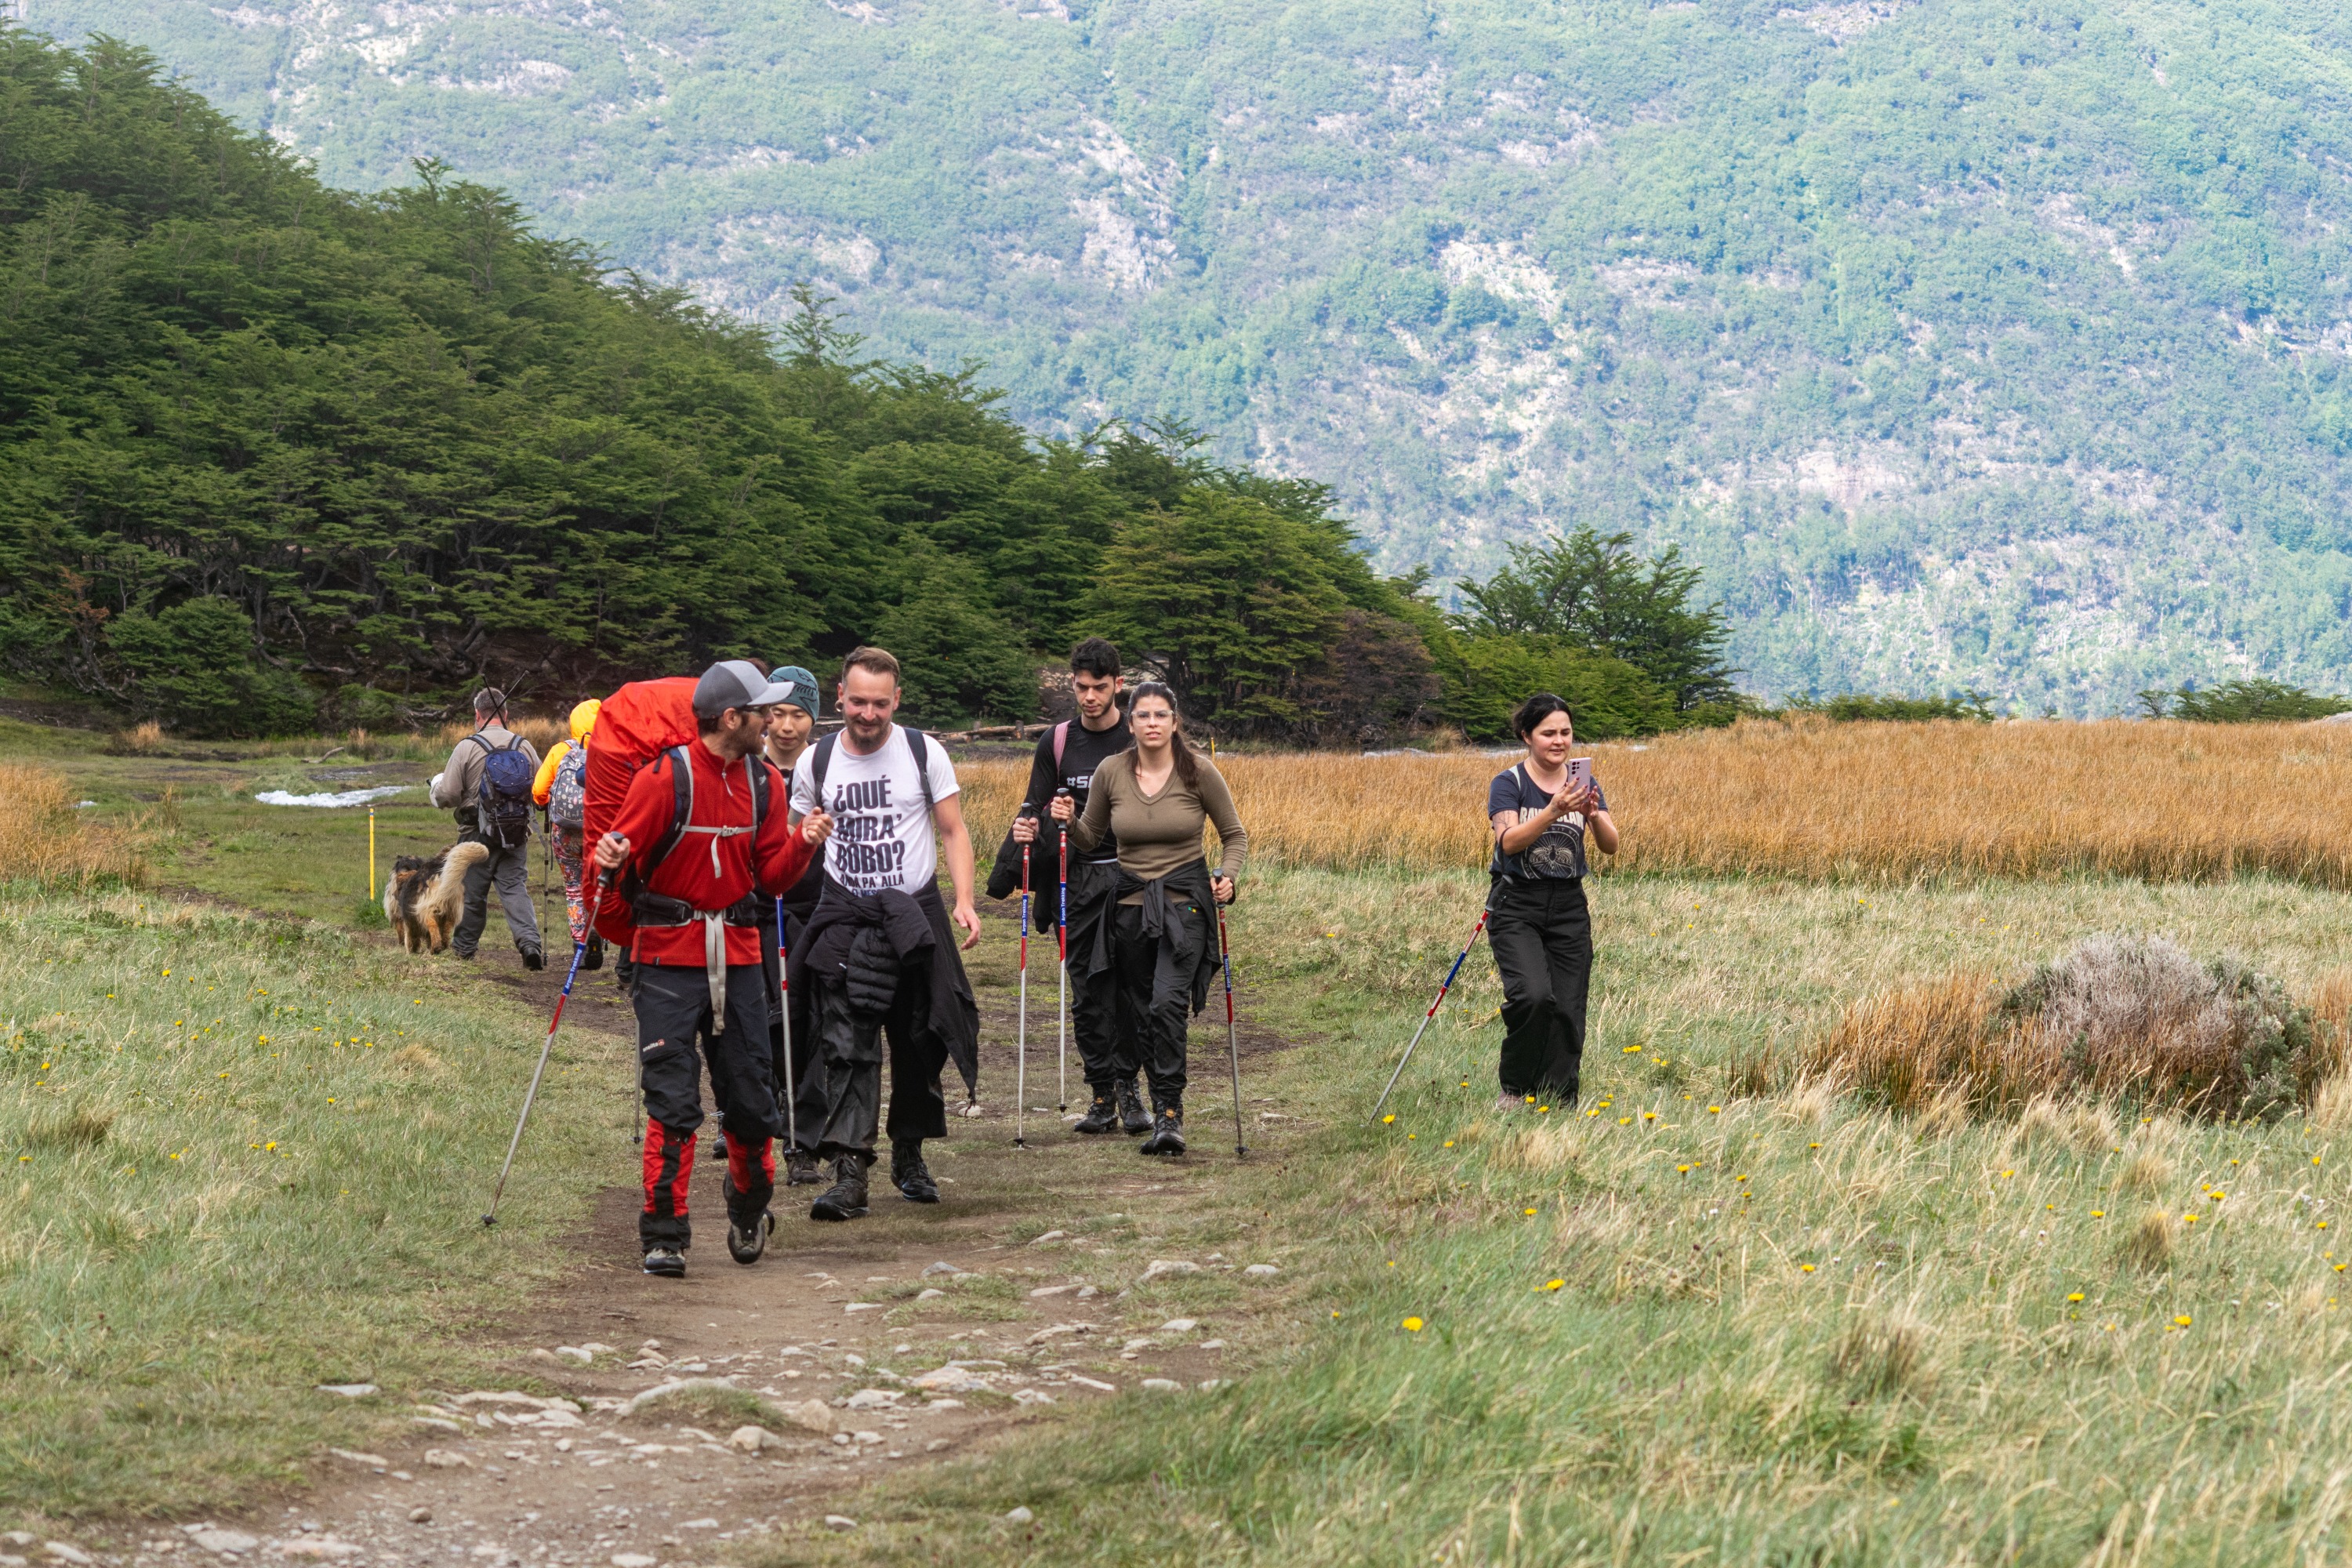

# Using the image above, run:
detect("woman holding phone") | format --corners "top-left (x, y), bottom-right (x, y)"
top-left (1051, 681), bottom-right (1248, 1156)
top-left (1486, 692), bottom-right (1619, 1112)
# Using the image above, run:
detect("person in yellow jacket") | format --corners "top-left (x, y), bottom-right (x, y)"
top-left (533, 698), bottom-right (604, 966)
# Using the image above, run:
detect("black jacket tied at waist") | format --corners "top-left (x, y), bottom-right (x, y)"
top-left (789, 877), bottom-right (979, 1096)
top-left (1081, 858), bottom-right (1219, 1019)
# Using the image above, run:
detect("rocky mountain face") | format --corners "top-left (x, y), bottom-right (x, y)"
top-left (23, 0), bottom-right (2352, 709)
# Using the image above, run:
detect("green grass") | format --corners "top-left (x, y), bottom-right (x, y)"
top-left (753, 868), bottom-right (2352, 1566)
top-left (0, 886), bottom-right (630, 1515)
top-left (19, 730), bottom-right (2352, 1559)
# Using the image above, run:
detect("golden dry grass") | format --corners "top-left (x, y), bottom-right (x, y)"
top-left (0, 764), bottom-right (147, 887)
top-left (964, 717), bottom-right (2352, 882)
top-left (1806, 952), bottom-right (2343, 1121)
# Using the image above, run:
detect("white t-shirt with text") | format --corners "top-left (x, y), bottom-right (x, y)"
top-left (788, 727), bottom-right (961, 895)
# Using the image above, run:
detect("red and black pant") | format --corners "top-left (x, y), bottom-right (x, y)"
top-left (633, 959), bottom-right (780, 1250)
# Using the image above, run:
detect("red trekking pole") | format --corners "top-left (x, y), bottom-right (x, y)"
top-left (1014, 841), bottom-right (1031, 1149)
top-left (1055, 806), bottom-right (1069, 1113)
top-left (482, 868), bottom-right (603, 1226)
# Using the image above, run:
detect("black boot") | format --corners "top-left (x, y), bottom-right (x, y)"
top-left (582, 934), bottom-right (604, 971)
top-left (786, 1148), bottom-right (824, 1186)
top-left (1073, 1085), bottom-right (1120, 1135)
top-left (809, 1156), bottom-right (869, 1221)
top-left (641, 1246), bottom-right (686, 1278)
top-left (520, 944), bottom-right (545, 971)
top-left (891, 1140), bottom-right (940, 1204)
top-left (1116, 1076), bottom-right (1151, 1136)
top-left (1139, 1093), bottom-right (1185, 1157)
top-left (725, 1197), bottom-right (773, 1265)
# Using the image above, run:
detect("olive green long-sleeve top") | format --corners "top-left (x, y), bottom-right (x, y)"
top-left (1068, 750), bottom-right (1248, 901)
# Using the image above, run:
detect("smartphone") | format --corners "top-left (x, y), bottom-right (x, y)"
top-left (1568, 757), bottom-right (1593, 789)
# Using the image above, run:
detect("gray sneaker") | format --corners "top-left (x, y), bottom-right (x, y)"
top-left (1494, 1093), bottom-right (1523, 1114)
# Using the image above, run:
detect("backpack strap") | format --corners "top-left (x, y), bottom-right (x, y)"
top-left (808, 727), bottom-right (934, 817)
top-left (1053, 720), bottom-right (1070, 771)
top-left (904, 727), bottom-right (935, 816)
top-left (643, 746), bottom-right (697, 876)
top-left (809, 731), bottom-right (837, 809)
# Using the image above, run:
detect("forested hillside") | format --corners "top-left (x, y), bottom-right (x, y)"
top-left (5, 31), bottom-right (1752, 739)
top-left (21, 0), bottom-right (2352, 713)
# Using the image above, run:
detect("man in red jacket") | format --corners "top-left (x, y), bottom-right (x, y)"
top-left (592, 661), bottom-right (833, 1278)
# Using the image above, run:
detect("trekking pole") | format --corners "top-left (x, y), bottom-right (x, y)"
top-left (1014, 841), bottom-right (1031, 1149)
top-left (1368, 906), bottom-right (1491, 1126)
top-left (483, 867), bottom-right (601, 1227)
top-left (775, 896), bottom-right (797, 1156)
top-left (1055, 795), bottom-right (1070, 1113)
top-left (1214, 898), bottom-right (1247, 1159)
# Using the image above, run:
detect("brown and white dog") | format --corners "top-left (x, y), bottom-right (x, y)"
top-left (383, 842), bottom-right (489, 954)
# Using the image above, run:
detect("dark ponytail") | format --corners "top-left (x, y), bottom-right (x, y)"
top-left (1127, 681), bottom-right (1203, 789)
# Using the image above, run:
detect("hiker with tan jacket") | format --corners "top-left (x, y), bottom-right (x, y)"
top-left (1051, 680), bottom-right (1248, 1156)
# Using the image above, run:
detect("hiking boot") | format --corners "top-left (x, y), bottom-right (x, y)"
top-left (726, 1207), bottom-right (774, 1265)
top-left (452, 947), bottom-right (477, 962)
top-left (891, 1141), bottom-right (940, 1204)
top-left (786, 1148), bottom-right (824, 1187)
top-left (809, 1157), bottom-right (869, 1221)
top-left (582, 935), bottom-right (604, 972)
top-left (641, 1247), bottom-right (686, 1278)
top-left (1116, 1077), bottom-right (1151, 1136)
top-left (1139, 1097), bottom-right (1186, 1157)
top-left (708, 1135), bottom-right (730, 1162)
top-left (521, 947), bottom-right (546, 972)
top-left (1494, 1093), bottom-right (1523, 1114)
top-left (1073, 1086), bottom-right (1121, 1135)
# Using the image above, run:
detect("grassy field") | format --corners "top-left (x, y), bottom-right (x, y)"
top-left (0, 884), bottom-right (634, 1513)
top-left (763, 867), bottom-right (2352, 1565)
top-left (13, 720), bottom-right (2352, 1561)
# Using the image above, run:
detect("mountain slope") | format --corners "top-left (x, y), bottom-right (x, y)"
top-left (22, 0), bottom-right (2352, 710)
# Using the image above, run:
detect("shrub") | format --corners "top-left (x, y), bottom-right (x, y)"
top-left (1809, 936), bottom-right (2316, 1121)
top-left (1783, 692), bottom-right (1996, 723)
top-left (2138, 679), bottom-right (2352, 722)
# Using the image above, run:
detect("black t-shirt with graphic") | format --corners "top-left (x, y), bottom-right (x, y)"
top-left (1488, 763), bottom-right (1610, 881)
top-left (1022, 713), bottom-right (1133, 863)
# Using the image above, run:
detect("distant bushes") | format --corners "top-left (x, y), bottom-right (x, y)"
top-left (1782, 692), bottom-right (1996, 723)
top-left (2136, 680), bottom-right (2352, 722)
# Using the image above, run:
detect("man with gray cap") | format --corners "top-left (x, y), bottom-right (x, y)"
top-left (430, 687), bottom-right (544, 968)
top-left (590, 660), bottom-right (833, 1278)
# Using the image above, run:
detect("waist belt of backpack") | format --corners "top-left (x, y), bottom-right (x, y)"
top-left (631, 892), bottom-right (763, 1017)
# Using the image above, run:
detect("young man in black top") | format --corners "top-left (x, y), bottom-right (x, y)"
top-left (1007, 638), bottom-right (1145, 1134)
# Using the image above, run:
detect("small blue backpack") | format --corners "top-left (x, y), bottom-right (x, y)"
top-left (469, 735), bottom-right (536, 850)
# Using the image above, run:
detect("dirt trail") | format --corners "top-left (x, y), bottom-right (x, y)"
top-left (127, 892), bottom-right (1303, 1567)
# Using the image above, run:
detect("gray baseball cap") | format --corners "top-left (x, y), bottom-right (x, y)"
top-left (768, 664), bottom-right (819, 717)
top-left (692, 659), bottom-right (793, 716)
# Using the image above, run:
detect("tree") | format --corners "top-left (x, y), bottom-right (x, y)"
top-left (1454, 528), bottom-right (1740, 712)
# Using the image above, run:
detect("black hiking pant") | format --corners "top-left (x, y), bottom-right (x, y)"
top-left (1066, 861), bottom-right (1130, 1091)
top-left (1112, 898), bottom-right (1210, 1104)
top-left (452, 837), bottom-right (542, 960)
top-left (1487, 877), bottom-right (1592, 1104)
top-left (632, 960), bottom-right (779, 1250)
top-left (760, 913), bottom-right (823, 1156)
top-left (808, 964), bottom-right (949, 1165)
